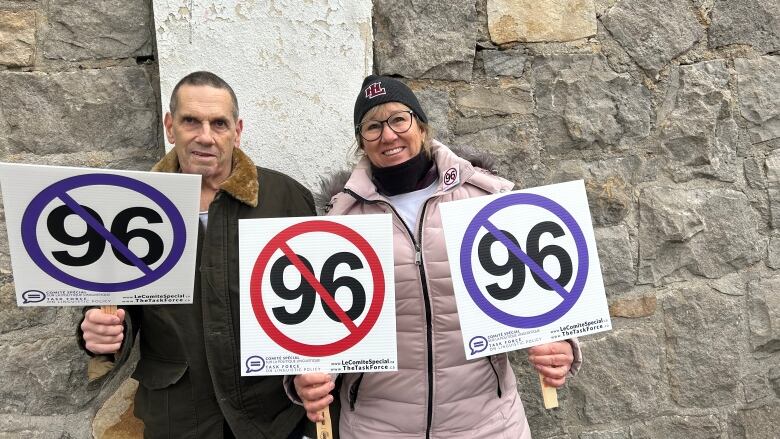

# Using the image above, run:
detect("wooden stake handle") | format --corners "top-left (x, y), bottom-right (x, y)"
top-left (539, 372), bottom-right (558, 409)
top-left (100, 305), bottom-right (118, 316)
top-left (316, 406), bottom-right (333, 439)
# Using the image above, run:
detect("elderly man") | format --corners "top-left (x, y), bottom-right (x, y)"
top-left (79, 71), bottom-right (315, 438)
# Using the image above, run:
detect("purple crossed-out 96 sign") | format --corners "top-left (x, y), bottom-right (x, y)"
top-left (459, 192), bottom-right (589, 328)
top-left (21, 173), bottom-right (187, 292)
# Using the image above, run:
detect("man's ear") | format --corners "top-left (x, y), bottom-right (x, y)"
top-left (163, 112), bottom-right (175, 144)
top-left (234, 118), bottom-right (244, 149)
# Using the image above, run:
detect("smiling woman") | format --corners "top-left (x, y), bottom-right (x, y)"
top-left (288, 75), bottom-right (582, 439)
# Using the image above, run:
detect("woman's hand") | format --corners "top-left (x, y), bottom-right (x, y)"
top-left (293, 373), bottom-right (335, 422)
top-left (528, 341), bottom-right (574, 388)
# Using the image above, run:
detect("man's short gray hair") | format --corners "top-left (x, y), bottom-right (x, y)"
top-left (169, 71), bottom-right (239, 120)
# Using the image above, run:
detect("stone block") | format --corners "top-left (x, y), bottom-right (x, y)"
top-left (0, 68), bottom-right (157, 157)
top-left (747, 275), bottom-right (780, 352)
top-left (487, 0), bottom-right (597, 44)
top-left (450, 121), bottom-right (539, 180)
top-left (0, 282), bottom-right (58, 334)
top-left (601, 0), bottom-right (704, 76)
top-left (729, 405), bottom-right (780, 438)
top-left (595, 225), bottom-right (635, 293)
top-left (735, 56), bottom-right (780, 144)
top-left (630, 415), bottom-right (722, 438)
top-left (767, 149), bottom-right (780, 229)
top-left (0, 9), bottom-right (36, 66)
top-left (768, 235), bottom-right (780, 269)
top-left (658, 60), bottom-right (738, 182)
top-left (609, 295), bottom-right (656, 318)
top-left (92, 378), bottom-right (143, 438)
top-left (638, 187), bottom-right (765, 285)
top-left (455, 86), bottom-right (533, 117)
top-left (709, 0), bottom-right (780, 53)
top-left (0, 322), bottom-right (94, 415)
top-left (662, 286), bottom-right (742, 407)
top-left (44, 0), bottom-right (151, 61)
top-left (586, 176), bottom-right (632, 226)
top-left (412, 87), bottom-right (452, 143)
top-left (530, 54), bottom-right (652, 152)
top-left (569, 328), bottom-right (663, 423)
top-left (481, 49), bottom-right (526, 77)
top-left (373, 0), bottom-right (476, 80)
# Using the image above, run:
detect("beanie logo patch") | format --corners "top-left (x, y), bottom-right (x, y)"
top-left (364, 82), bottom-right (386, 99)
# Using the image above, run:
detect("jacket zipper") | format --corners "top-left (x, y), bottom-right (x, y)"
top-left (343, 189), bottom-right (436, 439)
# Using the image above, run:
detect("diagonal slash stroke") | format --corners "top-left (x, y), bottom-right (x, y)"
top-left (57, 192), bottom-right (153, 275)
top-left (278, 242), bottom-right (358, 333)
top-left (482, 220), bottom-right (570, 300)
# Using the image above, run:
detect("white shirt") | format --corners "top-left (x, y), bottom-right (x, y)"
top-left (386, 179), bottom-right (439, 232)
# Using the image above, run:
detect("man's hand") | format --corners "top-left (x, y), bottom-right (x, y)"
top-left (528, 341), bottom-right (574, 388)
top-left (293, 373), bottom-right (335, 422)
top-left (81, 308), bottom-right (126, 354)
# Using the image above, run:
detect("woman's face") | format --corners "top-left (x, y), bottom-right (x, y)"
top-left (359, 102), bottom-right (426, 168)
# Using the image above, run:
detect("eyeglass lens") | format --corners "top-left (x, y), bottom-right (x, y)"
top-left (359, 111), bottom-right (413, 141)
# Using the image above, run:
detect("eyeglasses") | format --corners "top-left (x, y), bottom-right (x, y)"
top-left (356, 110), bottom-right (415, 142)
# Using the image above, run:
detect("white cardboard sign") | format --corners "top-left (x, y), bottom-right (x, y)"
top-left (239, 214), bottom-right (397, 376)
top-left (440, 180), bottom-right (611, 359)
top-left (0, 163), bottom-right (201, 306)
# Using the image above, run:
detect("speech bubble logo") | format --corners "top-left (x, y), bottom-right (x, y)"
top-left (22, 290), bottom-right (46, 304)
top-left (245, 355), bottom-right (265, 373)
top-left (469, 336), bottom-right (488, 356)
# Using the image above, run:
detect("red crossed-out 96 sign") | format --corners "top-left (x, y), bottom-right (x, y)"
top-left (250, 219), bottom-right (386, 357)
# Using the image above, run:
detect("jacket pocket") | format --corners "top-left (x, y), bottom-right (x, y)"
top-left (132, 358), bottom-right (195, 438)
top-left (347, 373), bottom-right (365, 411)
top-left (487, 356), bottom-right (502, 398)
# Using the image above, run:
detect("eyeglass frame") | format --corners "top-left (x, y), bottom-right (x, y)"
top-left (355, 110), bottom-right (417, 142)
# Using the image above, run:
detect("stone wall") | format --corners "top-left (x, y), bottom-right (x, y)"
top-left (0, 0), bottom-right (778, 437)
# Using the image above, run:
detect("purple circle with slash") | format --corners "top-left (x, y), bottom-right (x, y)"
top-left (460, 193), bottom-right (589, 328)
top-left (21, 173), bottom-right (186, 292)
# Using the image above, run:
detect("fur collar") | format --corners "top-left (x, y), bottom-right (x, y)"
top-left (315, 142), bottom-right (499, 212)
top-left (151, 148), bottom-right (259, 207)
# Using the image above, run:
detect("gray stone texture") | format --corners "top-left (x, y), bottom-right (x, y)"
top-left (44, 0), bottom-right (152, 61)
top-left (373, 0), bottom-right (477, 80)
top-left (0, 68), bottom-right (158, 160)
top-left (601, 0), bottom-right (705, 76)
top-left (747, 275), bottom-right (780, 352)
top-left (657, 60), bottom-right (739, 182)
top-left (769, 235), bottom-right (780, 269)
top-left (0, 9), bottom-right (36, 66)
top-left (662, 286), bottom-right (743, 407)
top-left (638, 187), bottom-right (765, 285)
top-left (709, 0), bottom-right (780, 54)
top-left (768, 149), bottom-right (780, 229)
top-left (729, 404), bottom-right (780, 438)
top-left (0, 307), bottom-right (93, 415)
top-left (481, 49), bottom-right (527, 78)
top-left (487, 0), bottom-right (597, 44)
top-left (531, 54), bottom-right (653, 153)
top-left (569, 328), bottom-right (663, 423)
top-left (630, 415), bottom-right (722, 438)
top-left (735, 56), bottom-right (780, 144)
top-left (595, 225), bottom-right (634, 294)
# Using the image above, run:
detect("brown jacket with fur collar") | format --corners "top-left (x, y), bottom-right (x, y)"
top-left (82, 148), bottom-right (315, 438)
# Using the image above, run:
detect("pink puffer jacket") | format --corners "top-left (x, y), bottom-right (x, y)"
top-left (321, 142), bottom-right (581, 439)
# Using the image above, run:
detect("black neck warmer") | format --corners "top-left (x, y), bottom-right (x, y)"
top-left (371, 152), bottom-right (435, 196)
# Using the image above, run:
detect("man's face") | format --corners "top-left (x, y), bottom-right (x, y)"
top-left (164, 85), bottom-right (243, 183)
